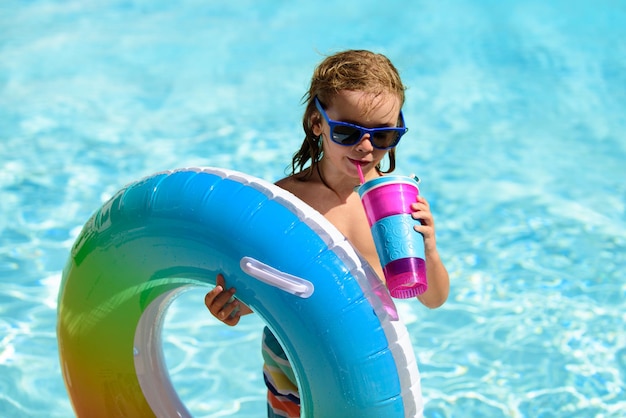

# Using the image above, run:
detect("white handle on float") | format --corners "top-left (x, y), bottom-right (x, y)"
top-left (240, 256), bottom-right (314, 298)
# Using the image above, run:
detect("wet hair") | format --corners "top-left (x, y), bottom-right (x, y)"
top-left (290, 50), bottom-right (407, 179)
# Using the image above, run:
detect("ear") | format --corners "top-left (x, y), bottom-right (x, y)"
top-left (310, 113), bottom-right (323, 137)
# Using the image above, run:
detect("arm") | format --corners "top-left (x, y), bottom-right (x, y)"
top-left (204, 274), bottom-right (253, 326)
top-left (411, 196), bottom-right (450, 308)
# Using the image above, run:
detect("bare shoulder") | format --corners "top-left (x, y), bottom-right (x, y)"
top-left (275, 175), bottom-right (307, 198)
top-left (275, 175), bottom-right (298, 192)
top-left (275, 174), bottom-right (330, 210)
top-left (276, 174), bottom-right (309, 194)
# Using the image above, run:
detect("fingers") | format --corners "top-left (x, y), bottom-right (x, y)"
top-left (204, 274), bottom-right (242, 326)
top-left (410, 196), bottom-right (440, 253)
top-left (203, 285), bottom-right (232, 315)
top-left (414, 195), bottom-right (428, 205)
top-left (204, 281), bottom-right (228, 311)
top-left (411, 196), bottom-right (436, 239)
top-left (219, 298), bottom-right (243, 326)
top-left (410, 195), bottom-right (430, 213)
top-left (216, 273), bottom-right (226, 289)
top-left (411, 196), bottom-right (433, 226)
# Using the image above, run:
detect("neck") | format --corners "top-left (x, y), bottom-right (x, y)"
top-left (315, 161), bottom-right (360, 199)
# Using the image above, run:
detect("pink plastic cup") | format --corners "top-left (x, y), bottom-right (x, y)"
top-left (358, 175), bottom-right (427, 299)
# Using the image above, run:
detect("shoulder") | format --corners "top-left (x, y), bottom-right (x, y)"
top-left (275, 173), bottom-right (329, 209)
top-left (275, 174), bottom-right (315, 197)
top-left (275, 175), bottom-right (302, 194)
top-left (275, 169), bottom-right (317, 194)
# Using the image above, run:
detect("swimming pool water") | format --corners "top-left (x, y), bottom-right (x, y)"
top-left (1, 0), bottom-right (625, 416)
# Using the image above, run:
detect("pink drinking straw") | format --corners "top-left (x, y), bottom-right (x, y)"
top-left (355, 162), bottom-right (365, 184)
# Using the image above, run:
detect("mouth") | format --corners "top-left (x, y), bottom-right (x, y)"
top-left (349, 158), bottom-right (370, 167)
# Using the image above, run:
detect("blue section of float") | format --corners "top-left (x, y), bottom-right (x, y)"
top-left (58, 168), bottom-right (420, 417)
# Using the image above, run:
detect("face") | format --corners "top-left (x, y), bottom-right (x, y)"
top-left (312, 90), bottom-right (403, 182)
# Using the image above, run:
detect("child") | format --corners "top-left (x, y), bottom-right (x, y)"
top-left (204, 49), bottom-right (450, 417)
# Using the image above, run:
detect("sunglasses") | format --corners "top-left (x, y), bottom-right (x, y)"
top-left (314, 97), bottom-right (408, 150)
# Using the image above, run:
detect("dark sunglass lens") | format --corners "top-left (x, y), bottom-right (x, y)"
top-left (373, 130), bottom-right (399, 148)
top-left (332, 126), bottom-right (362, 145)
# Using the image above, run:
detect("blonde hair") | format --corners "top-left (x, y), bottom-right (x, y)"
top-left (291, 50), bottom-right (406, 178)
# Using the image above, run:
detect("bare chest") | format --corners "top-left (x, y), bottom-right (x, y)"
top-left (278, 178), bottom-right (384, 279)
top-left (323, 198), bottom-right (384, 279)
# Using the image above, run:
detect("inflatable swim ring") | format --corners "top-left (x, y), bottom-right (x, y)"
top-left (56, 167), bottom-right (423, 417)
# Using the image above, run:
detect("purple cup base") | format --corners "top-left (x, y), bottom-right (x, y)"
top-left (384, 257), bottom-right (427, 299)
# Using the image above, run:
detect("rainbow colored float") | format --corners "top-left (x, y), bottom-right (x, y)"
top-left (56, 167), bottom-right (423, 417)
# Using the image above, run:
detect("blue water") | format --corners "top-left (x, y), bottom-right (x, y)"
top-left (1, 0), bottom-right (625, 416)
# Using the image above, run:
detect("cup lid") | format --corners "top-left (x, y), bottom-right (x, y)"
top-left (357, 175), bottom-right (419, 196)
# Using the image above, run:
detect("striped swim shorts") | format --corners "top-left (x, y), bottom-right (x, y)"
top-left (262, 326), bottom-right (300, 418)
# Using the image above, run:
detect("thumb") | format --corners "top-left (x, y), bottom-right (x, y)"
top-left (216, 273), bottom-right (225, 288)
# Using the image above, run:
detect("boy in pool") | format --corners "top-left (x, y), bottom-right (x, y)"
top-left (204, 49), bottom-right (449, 417)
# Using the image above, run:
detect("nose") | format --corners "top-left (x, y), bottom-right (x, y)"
top-left (355, 133), bottom-right (374, 152)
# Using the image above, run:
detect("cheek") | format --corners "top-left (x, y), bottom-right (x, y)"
top-left (322, 137), bottom-right (351, 160)
top-left (372, 149), bottom-right (388, 163)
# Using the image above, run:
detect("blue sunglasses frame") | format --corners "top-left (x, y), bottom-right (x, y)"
top-left (314, 97), bottom-right (408, 150)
